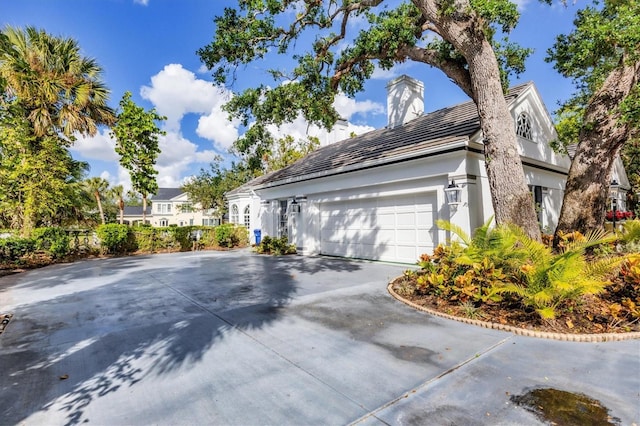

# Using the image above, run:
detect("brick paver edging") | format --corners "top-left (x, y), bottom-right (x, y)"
top-left (387, 283), bottom-right (640, 343)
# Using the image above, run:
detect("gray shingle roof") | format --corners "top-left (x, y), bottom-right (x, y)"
top-left (255, 82), bottom-right (532, 188)
top-left (153, 187), bottom-right (184, 200)
top-left (123, 205), bottom-right (151, 216)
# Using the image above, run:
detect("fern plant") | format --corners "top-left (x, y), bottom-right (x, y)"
top-left (436, 217), bottom-right (529, 272)
top-left (433, 220), bottom-right (624, 320)
top-left (502, 227), bottom-right (623, 319)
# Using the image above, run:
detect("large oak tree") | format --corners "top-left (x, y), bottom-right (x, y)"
top-left (198, 0), bottom-right (546, 239)
top-left (548, 0), bottom-right (640, 237)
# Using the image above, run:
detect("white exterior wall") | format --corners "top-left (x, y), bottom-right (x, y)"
top-left (227, 191), bottom-right (263, 244)
top-left (256, 151), bottom-right (468, 258)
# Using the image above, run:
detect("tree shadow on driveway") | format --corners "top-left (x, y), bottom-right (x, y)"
top-left (0, 251), bottom-right (369, 425)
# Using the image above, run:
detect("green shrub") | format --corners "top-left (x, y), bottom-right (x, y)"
top-left (198, 227), bottom-right (216, 248)
top-left (167, 226), bottom-right (192, 251)
top-left (32, 227), bottom-right (70, 259)
top-left (132, 227), bottom-right (157, 252)
top-left (0, 237), bottom-right (36, 263)
top-left (97, 224), bottom-right (133, 254)
top-left (214, 224), bottom-right (240, 248)
top-left (256, 235), bottom-right (296, 255)
top-left (416, 221), bottom-right (623, 320)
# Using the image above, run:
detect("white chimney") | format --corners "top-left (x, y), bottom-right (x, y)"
top-left (386, 75), bottom-right (424, 129)
top-left (323, 118), bottom-right (349, 146)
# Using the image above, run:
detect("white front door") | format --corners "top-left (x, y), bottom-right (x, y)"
top-left (319, 192), bottom-right (437, 263)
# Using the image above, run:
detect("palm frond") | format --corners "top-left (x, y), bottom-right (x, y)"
top-left (536, 306), bottom-right (556, 320)
top-left (436, 219), bottom-right (471, 246)
top-left (585, 255), bottom-right (626, 281)
top-left (470, 216), bottom-right (496, 249)
top-left (563, 228), bottom-right (616, 253)
top-left (620, 219), bottom-right (640, 245)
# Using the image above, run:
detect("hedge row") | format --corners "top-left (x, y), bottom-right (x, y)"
top-left (0, 224), bottom-right (249, 265)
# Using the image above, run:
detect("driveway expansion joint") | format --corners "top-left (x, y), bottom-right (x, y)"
top-left (351, 335), bottom-right (512, 425)
top-left (388, 282), bottom-right (640, 342)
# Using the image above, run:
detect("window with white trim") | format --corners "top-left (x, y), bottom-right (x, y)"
top-left (159, 218), bottom-right (168, 227)
top-left (279, 200), bottom-right (288, 238)
top-left (243, 205), bottom-right (251, 228)
top-left (231, 204), bottom-right (239, 223)
top-left (156, 203), bottom-right (172, 214)
top-left (516, 112), bottom-right (533, 140)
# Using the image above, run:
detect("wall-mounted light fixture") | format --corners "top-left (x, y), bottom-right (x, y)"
top-left (444, 180), bottom-right (462, 206)
top-left (289, 197), bottom-right (301, 213)
top-left (610, 179), bottom-right (620, 230)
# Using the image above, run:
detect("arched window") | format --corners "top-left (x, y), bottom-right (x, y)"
top-left (243, 205), bottom-right (251, 228)
top-left (516, 112), bottom-right (533, 140)
top-left (231, 204), bottom-right (239, 223)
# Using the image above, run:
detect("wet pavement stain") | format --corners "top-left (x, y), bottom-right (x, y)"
top-left (511, 388), bottom-right (621, 425)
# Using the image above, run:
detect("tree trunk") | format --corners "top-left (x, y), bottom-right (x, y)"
top-left (95, 191), bottom-right (105, 225)
top-left (414, 0), bottom-right (542, 240)
top-left (467, 44), bottom-right (541, 240)
top-left (118, 198), bottom-right (124, 225)
top-left (555, 59), bottom-right (640, 241)
top-left (142, 195), bottom-right (147, 224)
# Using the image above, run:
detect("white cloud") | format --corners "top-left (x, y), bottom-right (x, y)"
top-left (266, 114), bottom-right (374, 147)
top-left (512, 0), bottom-right (532, 11)
top-left (140, 64), bottom-right (232, 132)
top-left (196, 108), bottom-right (240, 151)
top-left (155, 130), bottom-right (217, 187)
top-left (133, 0), bottom-right (149, 5)
top-left (141, 64), bottom-right (240, 151)
top-left (334, 93), bottom-right (384, 120)
top-left (70, 128), bottom-right (119, 162)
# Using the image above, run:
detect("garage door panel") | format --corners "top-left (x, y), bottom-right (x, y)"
top-left (396, 229), bottom-right (418, 243)
top-left (376, 213), bottom-right (395, 227)
top-left (397, 212), bottom-right (416, 226)
top-left (320, 192), bottom-right (437, 263)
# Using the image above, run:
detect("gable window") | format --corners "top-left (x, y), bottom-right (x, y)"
top-left (516, 112), bottom-right (533, 140)
top-left (244, 205), bottom-right (251, 228)
top-left (231, 204), bottom-right (239, 224)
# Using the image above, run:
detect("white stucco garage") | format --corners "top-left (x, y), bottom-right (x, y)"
top-left (226, 75), bottom-right (630, 264)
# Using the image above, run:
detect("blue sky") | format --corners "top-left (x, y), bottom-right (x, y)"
top-left (2, 0), bottom-right (583, 190)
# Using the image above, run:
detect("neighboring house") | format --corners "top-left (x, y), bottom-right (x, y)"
top-left (122, 187), bottom-right (220, 227)
top-left (121, 205), bottom-right (152, 226)
top-left (228, 75), bottom-right (630, 263)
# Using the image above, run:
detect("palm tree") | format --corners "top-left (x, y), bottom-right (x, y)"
top-left (83, 177), bottom-right (109, 225)
top-left (0, 26), bottom-right (115, 141)
top-left (0, 26), bottom-right (115, 235)
top-left (110, 184), bottom-right (125, 224)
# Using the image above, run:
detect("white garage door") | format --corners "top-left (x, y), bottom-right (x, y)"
top-left (319, 193), bottom-right (437, 264)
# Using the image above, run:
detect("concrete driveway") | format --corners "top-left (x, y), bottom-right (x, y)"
top-left (1, 250), bottom-right (638, 425)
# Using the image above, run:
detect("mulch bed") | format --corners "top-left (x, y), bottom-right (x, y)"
top-left (390, 276), bottom-right (640, 336)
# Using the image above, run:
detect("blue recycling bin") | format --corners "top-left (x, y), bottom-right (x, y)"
top-left (253, 229), bottom-right (261, 245)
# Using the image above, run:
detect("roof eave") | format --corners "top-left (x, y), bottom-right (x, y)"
top-left (254, 136), bottom-right (470, 190)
